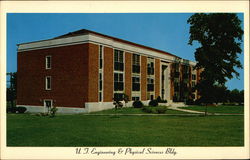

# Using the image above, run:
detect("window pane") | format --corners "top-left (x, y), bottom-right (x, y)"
top-left (119, 51), bottom-right (123, 62)
top-left (119, 74), bottom-right (123, 82)
top-left (114, 73), bottom-right (118, 82)
top-left (114, 50), bottom-right (119, 62)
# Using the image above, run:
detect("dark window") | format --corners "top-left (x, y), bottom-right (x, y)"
top-left (192, 74), bottom-right (196, 80)
top-left (114, 93), bottom-right (124, 101)
top-left (46, 56), bottom-right (51, 69)
top-left (147, 78), bottom-right (154, 91)
top-left (132, 97), bottom-right (140, 101)
top-left (114, 50), bottom-right (124, 71)
top-left (99, 45), bottom-right (103, 69)
top-left (132, 54), bottom-right (140, 73)
top-left (99, 73), bottom-right (102, 91)
top-left (114, 73), bottom-right (124, 91)
top-left (132, 76), bottom-right (140, 91)
top-left (46, 76), bottom-right (51, 90)
top-left (147, 61), bottom-right (154, 75)
top-left (99, 92), bottom-right (102, 101)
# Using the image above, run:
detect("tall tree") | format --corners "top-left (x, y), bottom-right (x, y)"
top-left (7, 72), bottom-right (17, 108)
top-left (187, 13), bottom-right (243, 104)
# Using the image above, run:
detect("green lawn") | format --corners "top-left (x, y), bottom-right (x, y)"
top-left (7, 113), bottom-right (244, 146)
top-left (90, 107), bottom-right (196, 114)
top-left (180, 105), bottom-right (244, 114)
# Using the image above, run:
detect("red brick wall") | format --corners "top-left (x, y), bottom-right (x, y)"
top-left (87, 43), bottom-right (99, 102)
top-left (155, 59), bottom-right (160, 98)
top-left (103, 46), bottom-right (114, 102)
top-left (17, 43), bottom-right (89, 108)
top-left (125, 52), bottom-right (132, 99)
top-left (141, 56), bottom-right (147, 101)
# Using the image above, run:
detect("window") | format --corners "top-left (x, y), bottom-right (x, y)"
top-left (132, 97), bottom-right (140, 101)
top-left (99, 73), bottom-right (103, 101)
top-left (132, 54), bottom-right (140, 73)
top-left (174, 63), bottom-right (179, 72)
top-left (132, 76), bottom-right (140, 91)
top-left (192, 81), bottom-right (196, 87)
top-left (192, 74), bottom-right (196, 80)
top-left (114, 49), bottom-right (124, 71)
top-left (147, 58), bottom-right (154, 75)
top-left (174, 82), bottom-right (179, 91)
top-left (99, 45), bottom-right (103, 69)
top-left (45, 76), bottom-right (51, 90)
top-left (147, 77), bottom-right (154, 91)
top-left (46, 56), bottom-right (51, 69)
top-left (99, 45), bottom-right (103, 102)
top-left (114, 73), bottom-right (124, 91)
top-left (183, 65), bottom-right (189, 73)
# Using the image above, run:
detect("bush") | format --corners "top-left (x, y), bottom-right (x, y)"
top-left (156, 96), bottom-right (162, 102)
top-left (49, 107), bottom-right (58, 117)
top-left (194, 98), bottom-right (202, 105)
top-left (186, 99), bottom-right (194, 105)
top-left (133, 100), bottom-right (143, 108)
top-left (17, 106), bottom-right (27, 113)
top-left (149, 99), bottom-right (158, 107)
top-left (142, 106), bottom-right (167, 114)
top-left (155, 106), bottom-right (167, 114)
top-left (9, 107), bottom-right (17, 113)
top-left (142, 106), bottom-right (152, 113)
top-left (156, 96), bottom-right (167, 103)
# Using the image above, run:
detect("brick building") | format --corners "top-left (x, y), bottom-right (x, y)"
top-left (17, 29), bottom-right (200, 113)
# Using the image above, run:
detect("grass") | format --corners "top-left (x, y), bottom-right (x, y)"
top-left (180, 105), bottom-right (244, 114)
top-left (7, 113), bottom-right (243, 146)
top-left (90, 107), bottom-right (197, 114)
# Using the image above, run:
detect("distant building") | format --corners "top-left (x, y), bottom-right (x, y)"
top-left (17, 29), bottom-right (201, 113)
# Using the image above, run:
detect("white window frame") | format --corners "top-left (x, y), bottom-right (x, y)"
top-left (43, 99), bottom-right (53, 113)
top-left (45, 55), bottom-right (51, 69)
top-left (45, 76), bottom-right (51, 90)
top-left (147, 57), bottom-right (155, 100)
top-left (99, 45), bottom-right (104, 102)
top-left (113, 49), bottom-right (125, 95)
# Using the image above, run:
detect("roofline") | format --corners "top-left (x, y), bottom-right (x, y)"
top-left (18, 29), bottom-right (180, 58)
top-left (69, 29), bottom-right (179, 58)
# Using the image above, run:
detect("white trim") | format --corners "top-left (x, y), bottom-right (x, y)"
top-left (45, 76), bottom-right (51, 90)
top-left (18, 33), bottom-right (196, 66)
top-left (45, 55), bottom-right (51, 69)
top-left (17, 105), bottom-right (87, 114)
top-left (98, 45), bottom-right (104, 102)
top-left (43, 99), bottom-right (53, 113)
top-left (113, 49), bottom-right (125, 95)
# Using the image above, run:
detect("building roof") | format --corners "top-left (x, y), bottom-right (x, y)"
top-left (53, 29), bottom-right (179, 58)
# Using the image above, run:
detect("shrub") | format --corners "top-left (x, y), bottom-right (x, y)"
top-left (9, 107), bottom-right (17, 113)
top-left (142, 106), bottom-right (152, 113)
top-left (194, 98), bottom-right (202, 105)
top-left (156, 106), bottom-right (167, 114)
top-left (133, 100), bottom-right (144, 108)
top-left (17, 106), bottom-right (27, 113)
top-left (49, 107), bottom-right (58, 117)
top-left (149, 99), bottom-right (158, 107)
top-left (186, 99), bottom-right (194, 105)
top-left (156, 96), bottom-right (162, 102)
top-left (156, 96), bottom-right (167, 103)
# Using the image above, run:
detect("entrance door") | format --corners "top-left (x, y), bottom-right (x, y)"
top-left (44, 100), bottom-right (52, 113)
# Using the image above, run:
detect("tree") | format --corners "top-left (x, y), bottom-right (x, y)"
top-left (7, 72), bottom-right (17, 108)
top-left (187, 13), bottom-right (243, 105)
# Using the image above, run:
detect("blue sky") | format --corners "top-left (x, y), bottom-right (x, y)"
top-left (7, 13), bottom-right (244, 90)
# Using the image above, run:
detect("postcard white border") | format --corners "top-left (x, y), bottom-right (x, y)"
top-left (0, 1), bottom-right (249, 159)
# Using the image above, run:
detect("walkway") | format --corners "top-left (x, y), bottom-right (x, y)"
top-left (168, 106), bottom-right (204, 114)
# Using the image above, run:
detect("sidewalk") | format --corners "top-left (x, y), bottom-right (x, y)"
top-left (168, 106), bottom-right (204, 114)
